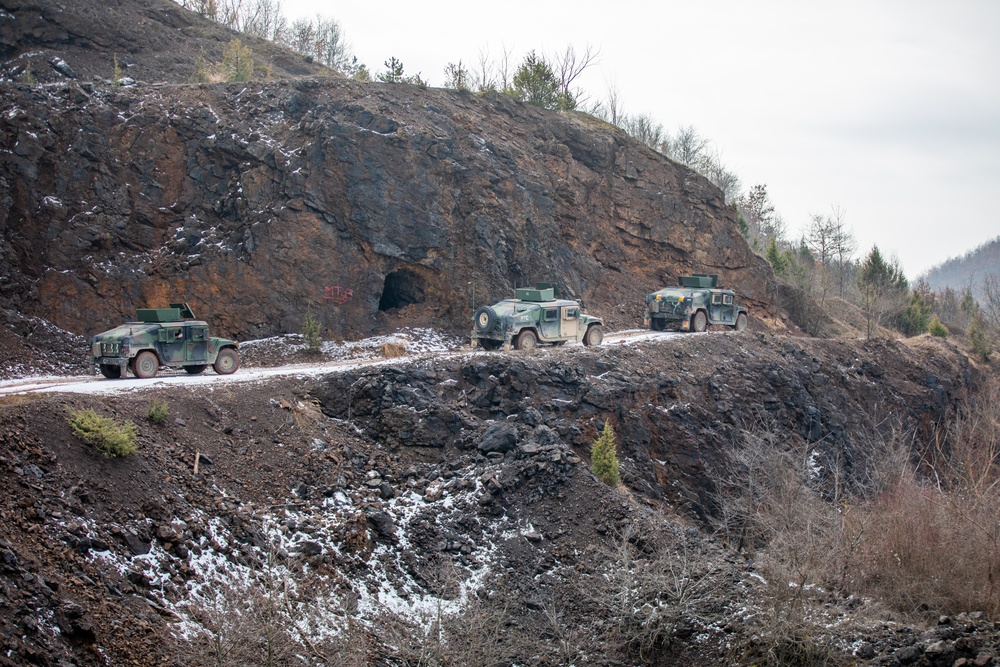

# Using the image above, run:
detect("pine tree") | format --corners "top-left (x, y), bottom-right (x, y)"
top-left (511, 51), bottom-right (561, 110)
top-left (221, 39), bottom-right (254, 82)
top-left (969, 314), bottom-right (993, 362)
top-left (303, 308), bottom-right (321, 353)
top-left (378, 57), bottom-right (405, 83)
top-left (591, 422), bottom-right (620, 487)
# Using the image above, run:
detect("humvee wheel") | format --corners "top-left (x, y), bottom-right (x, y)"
top-left (99, 364), bottom-right (122, 379)
top-left (583, 324), bottom-right (604, 346)
top-left (184, 364), bottom-right (207, 375)
top-left (692, 311), bottom-right (707, 333)
top-left (478, 339), bottom-right (503, 351)
top-left (514, 330), bottom-right (538, 352)
top-left (650, 318), bottom-right (666, 332)
top-left (735, 313), bottom-right (748, 332)
top-left (474, 306), bottom-right (498, 333)
top-left (134, 351), bottom-right (159, 379)
top-left (213, 348), bottom-right (240, 375)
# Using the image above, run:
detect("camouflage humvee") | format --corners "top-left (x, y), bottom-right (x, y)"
top-left (644, 274), bottom-right (748, 333)
top-left (90, 303), bottom-right (240, 379)
top-left (471, 285), bottom-right (604, 351)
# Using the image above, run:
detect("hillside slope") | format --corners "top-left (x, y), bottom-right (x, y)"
top-left (0, 333), bottom-right (983, 666)
top-left (0, 0), bottom-right (332, 84)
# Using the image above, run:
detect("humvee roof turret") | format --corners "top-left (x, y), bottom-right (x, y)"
top-left (471, 285), bottom-right (604, 351)
top-left (645, 274), bottom-right (748, 333)
top-left (90, 302), bottom-right (240, 379)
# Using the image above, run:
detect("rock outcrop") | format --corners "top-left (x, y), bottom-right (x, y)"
top-left (1, 78), bottom-right (776, 341)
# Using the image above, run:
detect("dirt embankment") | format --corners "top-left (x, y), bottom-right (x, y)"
top-left (0, 331), bottom-right (988, 667)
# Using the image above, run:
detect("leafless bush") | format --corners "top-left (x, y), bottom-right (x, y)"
top-left (175, 541), bottom-right (371, 666)
top-left (577, 519), bottom-right (720, 661)
top-left (379, 571), bottom-right (528, 667)
top-left (718, 383), bottom-right (1000, 622)
top-left (843, 380), bottom-right (1000, 617)
top-left (712, 423), bottom-right (900, 665)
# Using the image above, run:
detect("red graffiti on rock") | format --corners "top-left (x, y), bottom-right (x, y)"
top-left (323, 286), bottom-right (354, 305)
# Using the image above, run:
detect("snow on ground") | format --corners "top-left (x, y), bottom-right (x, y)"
top-left (0, 325), bottom-right (681, 397)
top-left (79, 465), bottom-right (519, 645)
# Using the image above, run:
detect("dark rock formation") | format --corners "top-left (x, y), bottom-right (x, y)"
top-left (314, 333), bottom-right (973, 517)
top-left (0, 77), bottom-right (776, 341)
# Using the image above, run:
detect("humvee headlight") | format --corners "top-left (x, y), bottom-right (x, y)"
top-left (678, 296), bottom-right (685, 302)
top-left (655, 295), bottom-right (662, 300)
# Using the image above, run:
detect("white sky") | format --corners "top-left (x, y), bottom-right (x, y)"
top-left (281, 0), bottom-right (1000, 278)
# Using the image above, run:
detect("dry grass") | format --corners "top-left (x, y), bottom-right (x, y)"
top-left (380, 342), bottom-right (407, 358)
top-left (716, 379), bottom-right (1000, 625)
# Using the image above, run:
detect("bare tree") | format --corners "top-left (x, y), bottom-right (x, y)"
top-left (699, 149), bottom-right (742, 203)
top-left (981, 273), bottom-right (1000, 335)
top-left (474, 46), bottom-right (496, 92)
top-left (550, 44), bottom-right (600, 109)
top-left (663, 125), bottom-right (711, 170)
top-left (314, 15), bottom-right (351, 70)
top-left (603, 80), bottom-right (623, 125)
top-left (829, 206), bottom-right (857, 297)
top-left (285, 17), bottom-right (316, 56)
top-left (620, 113), bottom-right (665, 151)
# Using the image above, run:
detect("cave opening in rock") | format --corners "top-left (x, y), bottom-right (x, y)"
top-left (378, 269), bottom-right (427, 311)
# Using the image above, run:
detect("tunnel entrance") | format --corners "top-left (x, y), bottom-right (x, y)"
top-left (378, 269), bottom-right (427, 311)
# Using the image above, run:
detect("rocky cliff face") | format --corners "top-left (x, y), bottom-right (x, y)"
top-left (0, 77), bottom-right (776, 341)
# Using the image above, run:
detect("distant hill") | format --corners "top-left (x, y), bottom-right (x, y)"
top-left (921, 235), bottom-right (1000, 294)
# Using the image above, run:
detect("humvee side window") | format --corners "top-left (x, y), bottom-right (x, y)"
top-left (563, 307), bottom-right (579, 320)
top-left (712, 293), bottom-right (723, 305)
top-left (544, 309), bottom-right (559, 322)
top-left (191, 327), bottom-right (207, 341)
top-left (159, 328), bottom-right (182, 342)
top-left (723, 294), bottom-right (734, 305)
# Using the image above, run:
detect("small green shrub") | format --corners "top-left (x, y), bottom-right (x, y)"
top-left (21, 64), bottom-right (35, 84)
top-left (969, 315), bottom-right (993, 362)
top-left (591, 422), bottom-right (621, 487)
top-left (146, 398), bottom-right (169, 424)
top-left (221, 39), bottom-right (254, 82)
top-left (112, 53), bottom-right (122, 85)
top-left (303, 308), bottom-right (322, 353)
top-left (69, 408), bottom-right (138, 458)
top-left (928, 315), bottom-right (948, 338)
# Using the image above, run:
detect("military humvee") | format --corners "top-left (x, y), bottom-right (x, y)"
top-left (644, 274), bottom-right (748, 333)
top-left (90, 303), bottom-right (240, 379)
top-left (471, 285), bottom-right (604, 351)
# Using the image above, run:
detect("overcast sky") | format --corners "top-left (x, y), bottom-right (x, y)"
top-left (281, 0), bottom-right (1000, 278)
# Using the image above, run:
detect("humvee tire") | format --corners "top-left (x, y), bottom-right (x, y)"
top-left (213, 348), bottom-right (240, 375)
top-left (515, 330), bottom-right (538, 352)
top-left (474, 306), bottom-right (498, 333)
top-left (134, 351), bottom-right (159, 379)
top-left (583, 324), bottom-right (604, 346)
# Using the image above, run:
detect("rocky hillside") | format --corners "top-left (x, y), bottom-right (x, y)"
top-left (0, 0), bottom-right (332, 85)
top-left (0, 76), bottom-right (776, 342)
top-left (0, 332), bottom-right (987, 667)
top-left (0, 0), bottom-right (778, 343)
